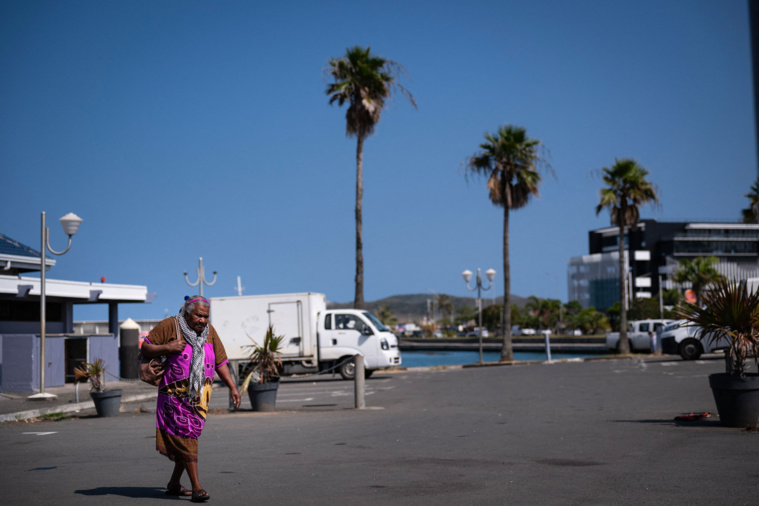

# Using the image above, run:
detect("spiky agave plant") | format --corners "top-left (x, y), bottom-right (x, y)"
top-left (677, 279), bottom-right (759, 377)
top-left (240, 325), bottom-right (284, 393)
top-left (74, 358), bottom-right (107, 392)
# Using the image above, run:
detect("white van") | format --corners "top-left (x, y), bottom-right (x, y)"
top-left (211, 293), bottom-right (401, 379)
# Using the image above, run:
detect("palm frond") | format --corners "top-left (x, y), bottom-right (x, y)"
top-left (240, 324), bottom-right (284, 393)
top-left (677, 279), bottom-right (759, 376)
top-left (73, 358), bottom-right (106, 392)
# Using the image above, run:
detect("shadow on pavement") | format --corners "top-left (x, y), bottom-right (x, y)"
top-left (74, 486), bottom-right (165, 498)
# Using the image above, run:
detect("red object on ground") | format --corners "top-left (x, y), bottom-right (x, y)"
top-left (674, 412), bottom-right (711, 421)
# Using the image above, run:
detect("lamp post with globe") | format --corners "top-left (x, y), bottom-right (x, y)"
top-left (462, 268), bottom-right (496, 363)
top-left (30, 212), bottom-right (83, 400)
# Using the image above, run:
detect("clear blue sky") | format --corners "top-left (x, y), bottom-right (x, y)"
top-left (1, 0), bottom-right (755, 322)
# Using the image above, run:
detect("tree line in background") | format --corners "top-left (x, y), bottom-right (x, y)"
top-left (375, 254), bottom-right (724, 338)
top-left (325, 45), bottom-right (754, 353)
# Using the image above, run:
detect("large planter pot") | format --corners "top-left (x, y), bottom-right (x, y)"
top-left (248, 378), bottom-right (280, 412)
top-left (709, 373), bottom-right (759, 428)
top-left (90, 389), bottom-right (123, 417)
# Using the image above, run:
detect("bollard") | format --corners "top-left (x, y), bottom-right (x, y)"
top-left (228, 360), bottom-right (239, 410)
top-left (542, 330), bottom-right (552, 362)
top-left (354, 355), bottom-right (365, 409)
top-left (119, 318), bottom-right (141, 379)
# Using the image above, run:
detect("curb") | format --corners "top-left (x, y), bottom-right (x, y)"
top-left (0, 391), bottom-right (158, 423)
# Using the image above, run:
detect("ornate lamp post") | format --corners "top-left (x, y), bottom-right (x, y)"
top-left (462, 268), bottom-right (496, 363)
top-left (30, 212), bottom-right (83, 400)
top-left (184, 257), bottom-right (216, 297)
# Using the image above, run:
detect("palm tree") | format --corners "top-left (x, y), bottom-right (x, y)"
top-left (437, 294), bottom-right (454, 326)
top-left (741, 178), bottom-right (759, 224)
top-left (464, 125), bottom-right (550, 361)
top-left (595, 158), bottom-right (658, 354)
top-left (325, 46), bottom-right (416, 309)
top-left (673, 256), bottom-right (725, 307)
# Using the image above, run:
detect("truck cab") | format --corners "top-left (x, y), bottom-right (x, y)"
top-left (605, 319), bottom-right (674, 352)
top-left (319, 309), bottom-right (401, 379)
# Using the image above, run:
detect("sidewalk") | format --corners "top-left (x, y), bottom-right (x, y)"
top-left (0, 379), bottom-right (159, 422)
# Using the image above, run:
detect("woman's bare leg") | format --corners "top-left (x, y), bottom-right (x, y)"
top-left (185, 460), bottom-right (203, 492)
top-left (168, 461), bottom-right (186, 487)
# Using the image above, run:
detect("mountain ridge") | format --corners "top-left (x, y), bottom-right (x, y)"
top-left (326, 293), bottom-right (528, 323)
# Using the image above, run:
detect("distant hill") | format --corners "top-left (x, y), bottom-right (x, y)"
top-left (327, 293), bottom-right (527, 324)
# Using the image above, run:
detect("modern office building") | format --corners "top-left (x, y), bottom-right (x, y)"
top-left (568, 220), bottom-right (759, 310)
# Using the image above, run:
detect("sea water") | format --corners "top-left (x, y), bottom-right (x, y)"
top-left (400, 350), bottom-right (599, 368)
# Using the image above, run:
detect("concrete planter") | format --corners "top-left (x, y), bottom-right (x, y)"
top-left (708, 373), bottom-right (759, 428)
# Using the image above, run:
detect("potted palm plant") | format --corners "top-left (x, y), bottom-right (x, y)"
top-left (678, 279), bottom-right (759, 428)
top-left (74, 358), bottom-right (122, 417)
top-left (240, 325), bottom-right (284, 412)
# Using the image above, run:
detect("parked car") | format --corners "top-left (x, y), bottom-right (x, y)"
top-left (466, 328), bottom-right (489, 337)
top-left (660, 319), bottom-right (730, 360)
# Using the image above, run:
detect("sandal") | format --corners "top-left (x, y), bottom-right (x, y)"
top-left (191, 489), bottom-right (210, 502)
top-left (165, 483), bottom-right (193, 496)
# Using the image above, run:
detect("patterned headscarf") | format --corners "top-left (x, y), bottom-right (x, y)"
top-left (177, 311), bottom-right (209, 400)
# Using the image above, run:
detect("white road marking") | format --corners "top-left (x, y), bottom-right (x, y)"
top-left (23, 432), bottom-right (57, 436)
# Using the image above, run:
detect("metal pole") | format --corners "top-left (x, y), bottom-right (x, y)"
top-left (659, 275), bottom-right (664, 320)
top-left (198, 259), bottom-right (204, 297)
top-left (477, 269), bottom-right (483, 364)
top-left (40, 212), bottom-right (47, 396)
top-left (543, 330), bottom-right (552, 362)
top-left (354, 355), bottom-right (365, 409)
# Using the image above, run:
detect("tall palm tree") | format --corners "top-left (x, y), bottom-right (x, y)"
top-left (437, 294), bottom-right (454, 326)
top-left (741, 178), bottom-right (759, 224)
top-left (325, 46), bottom-right (416, 309)
top-left (464, 124), bottom-right (550, 361)
top-left (595, 158), bottom-right (658, 354)
top-left (673, 256), bottom-right (725, 307)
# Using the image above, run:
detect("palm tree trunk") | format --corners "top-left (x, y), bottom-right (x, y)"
top-left (501, 205), bottom-right (514, 361)
top-left (618, 219), bottom-right (629, 354)
top-left (354, 134), bottom-right (365, 309)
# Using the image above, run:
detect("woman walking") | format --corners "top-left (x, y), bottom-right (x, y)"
top-left (142, 296), bottom-right (241, 502)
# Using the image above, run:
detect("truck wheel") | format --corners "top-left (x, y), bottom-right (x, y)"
top-left (679, 339), bottom-right (702, 360)
top-left (338, 358), bottom-right (356, 380)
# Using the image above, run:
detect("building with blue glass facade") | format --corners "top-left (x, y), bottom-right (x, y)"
top-left (568, 220), bottom-right (759, 310)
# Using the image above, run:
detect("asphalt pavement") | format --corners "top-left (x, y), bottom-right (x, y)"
top-left (1, 356), bottom-right (758, 505)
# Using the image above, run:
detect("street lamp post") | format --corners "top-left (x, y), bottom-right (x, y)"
top-left (184, 257), bottom-right (217, 297)
top-left (462, 268), bottom-right (496, 363)
top-left (30, 212), bottom-right (83, 400)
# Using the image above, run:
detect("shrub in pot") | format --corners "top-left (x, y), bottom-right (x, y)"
top-left (678, 279), bottom-right (759, 428)
top-left (74, 358), bottom-right (122, 417)
top-left (240, 325), bottom-right (284, 412)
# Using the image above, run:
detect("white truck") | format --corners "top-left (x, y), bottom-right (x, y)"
top-left (660, 319), bottom-right (730, 360)
top-left (605, 319), bottom-right (674, 353)
top-left (210, 292), bottom-right (401, 380)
